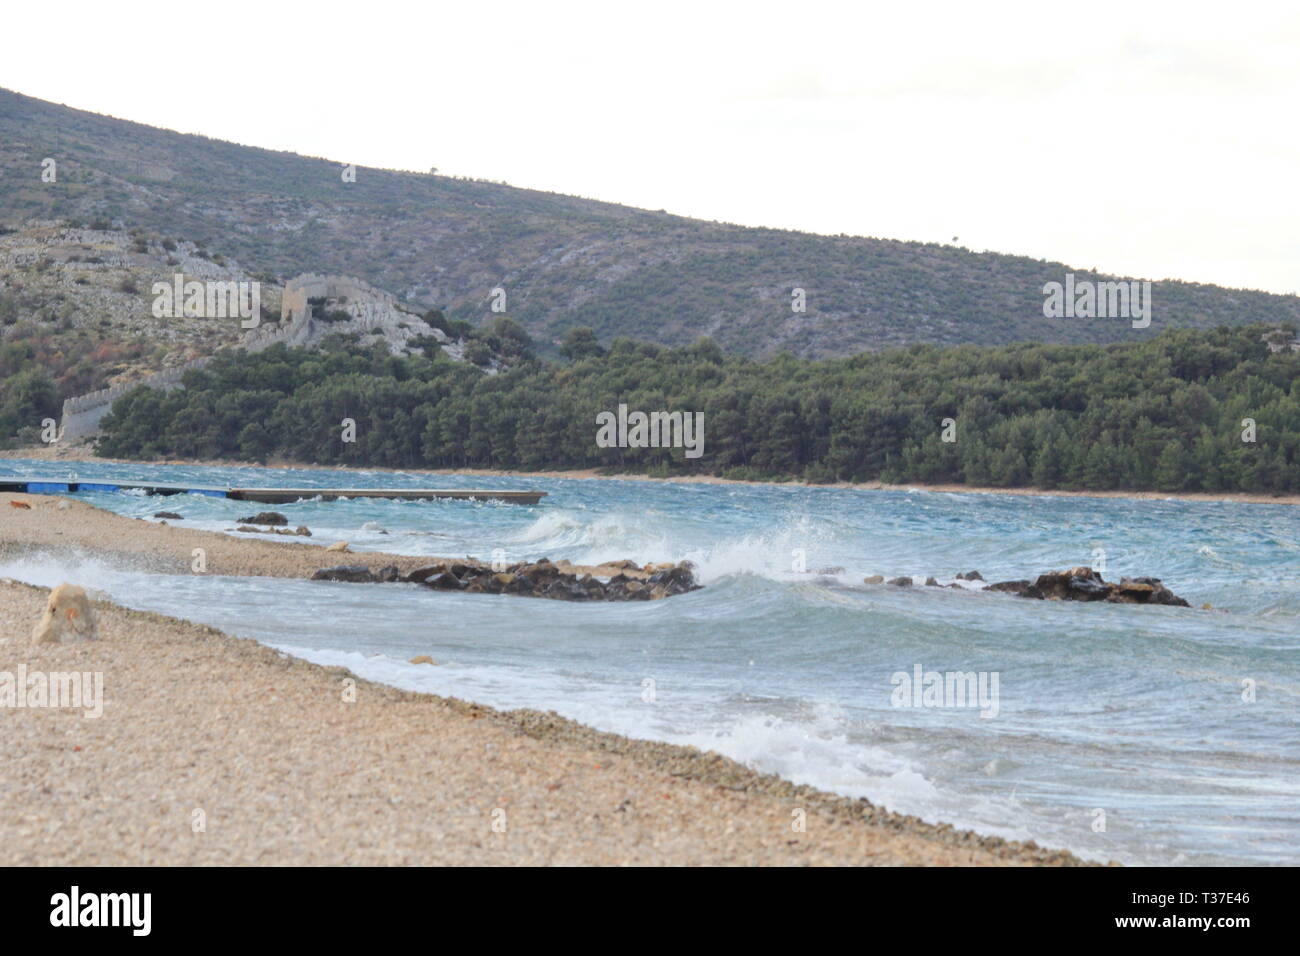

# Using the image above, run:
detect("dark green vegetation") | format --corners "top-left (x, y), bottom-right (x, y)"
top-left (4, 88), bottom-right (1299, 359)
top-left (0, 328), bottom-right (148, 447)
top-left (97, 324), bottom-right (1300, 493)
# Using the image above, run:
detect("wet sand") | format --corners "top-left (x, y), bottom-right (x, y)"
top-left (0, 492), bottom-right (1089, 866)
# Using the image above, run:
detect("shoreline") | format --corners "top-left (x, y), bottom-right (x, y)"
top-left (5, 444), bottom-right (1299, 507)
top-left (0, 495), bottom-right (1089, 865)
top-left (0, 493), bottom-right (665, 584)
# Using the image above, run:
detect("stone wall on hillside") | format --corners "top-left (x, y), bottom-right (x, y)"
top-left (58, 362), bottom-right (204, 440)
top-left (58, 297), bottom-right (314, 441)
top-left (57, 272), bottom-right (449, 441)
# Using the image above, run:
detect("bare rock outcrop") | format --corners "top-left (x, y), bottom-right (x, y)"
top-left (985, 567), bottom-right (1190, 606)
top-left (310, 559), bottom-right (702, 602)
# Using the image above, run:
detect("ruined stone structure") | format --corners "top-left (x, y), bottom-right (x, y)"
top-left (280, 274), bottom-right (402, 324)
top-left (57, 274), bottom-right (444, 441)
top-left (58, 295), bottom-right (313, 441)
top-left (280, 273), bottom-right (443, 354)
top-left (58, 360), bottom-right (207, 440)
top-left (1261, 329), bottom-right (1300, 354)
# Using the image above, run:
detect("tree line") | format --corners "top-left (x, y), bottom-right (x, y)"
top-left (93, 323), bottom-right (1300, 493)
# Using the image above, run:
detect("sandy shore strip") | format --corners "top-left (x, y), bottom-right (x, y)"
top-left (6, 444), bottom-right (1298, 507)
top-left (0, 578), bottom-right (1089, 866)
top-left (0, 493), bottom-right (653, 582)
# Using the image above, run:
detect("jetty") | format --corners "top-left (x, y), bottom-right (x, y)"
top-left (0, 477), bottom-right (545, 506)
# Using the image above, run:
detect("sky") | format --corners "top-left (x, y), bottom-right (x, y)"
top-left (3, 0), bottom-right (1297, 295)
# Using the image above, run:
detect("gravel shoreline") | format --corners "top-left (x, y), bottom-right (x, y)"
top-left (0, 493), bottom-right (659, 583)
top-left (1, 492), bottom-right (1095, 865)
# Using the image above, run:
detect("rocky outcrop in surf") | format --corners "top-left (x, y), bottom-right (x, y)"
top-left (986, 567), bottom-right (1191, 606)
top-left (862, 565), bottom-right (1191, 607)
top-left (310, 558), bottom-right (702, 602)
top-left (236, 512), bottom-right (288, 526)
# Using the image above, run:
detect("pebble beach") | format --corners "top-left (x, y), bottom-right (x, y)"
top-left (0, 492), bottom-right (1085, 866)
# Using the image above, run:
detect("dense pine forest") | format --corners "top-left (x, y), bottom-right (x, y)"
top-left (94, 324), bottom-right (1300, 493)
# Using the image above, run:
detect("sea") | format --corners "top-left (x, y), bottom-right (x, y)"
top-left (2, 457), bottom-right (1297, 866)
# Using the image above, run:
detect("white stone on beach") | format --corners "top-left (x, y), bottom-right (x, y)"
top-left (31, 582), bottom-right (98, 644)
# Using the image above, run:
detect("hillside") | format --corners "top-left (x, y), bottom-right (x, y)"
top-left (0, 219), bottom-right (530, 445)
top-left (0, 221), bottom-right (275, 385)
top-left (3, 87), bottom-right (1299, 358)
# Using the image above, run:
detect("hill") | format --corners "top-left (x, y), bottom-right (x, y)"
top-left (3, 87), bottom-right (1299, 358)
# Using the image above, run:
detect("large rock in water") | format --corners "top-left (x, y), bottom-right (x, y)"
top-left (1033, 567), bottom-right (1111, 601)
top-left (1110, 576), bottom-right (1192, 606)
top-left (427, 571), bottom-right (467, 590)
top-left (985, 567), bottom-right (1190, 607)
top-left (984, 579), bottom-right (1033, 594)
top-left (390, 559), bottom-right (702, 602)
top-left (237, 511), bottom-right (288, 526)
top-left (306, 558), bottom-right (702, 601)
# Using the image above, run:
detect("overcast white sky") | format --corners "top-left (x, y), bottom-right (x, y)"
top-left (4, 0), bottom-right (1297, 294)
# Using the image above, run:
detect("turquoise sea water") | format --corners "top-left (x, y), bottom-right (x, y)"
top-left (3, 458), bottom-right (1297, 865)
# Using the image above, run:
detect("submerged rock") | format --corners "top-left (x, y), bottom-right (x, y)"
top-left (153, 511), bottom-right (183, 520)
top-left (887, 576), bottom-right (913, 587)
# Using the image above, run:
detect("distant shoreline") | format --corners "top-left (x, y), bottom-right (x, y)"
top-left (5, 443), bottom-right (1299, 507)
